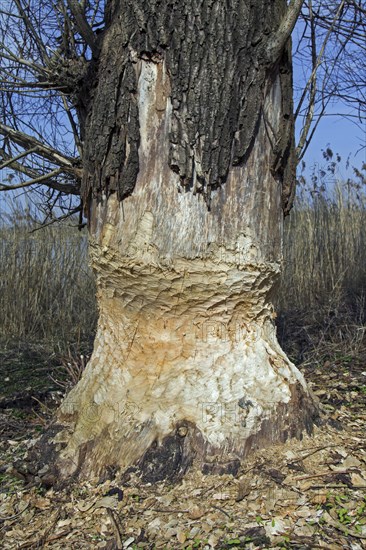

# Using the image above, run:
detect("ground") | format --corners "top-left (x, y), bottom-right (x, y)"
top-left (1, 336), bottom-right (366, 549)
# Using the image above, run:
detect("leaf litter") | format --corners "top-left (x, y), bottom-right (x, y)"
top-left (1, 358), bottom-right (366, 549)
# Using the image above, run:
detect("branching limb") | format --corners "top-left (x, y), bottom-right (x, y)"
top-left (67, 0), bottom-right (99, 57)
top-left (0, 167), bottom-right (63, 190)
top-left (14, 0), bottom-right (50, 64)
top-left (295, 0), bottom-right (347, 160)
top-left (0, 146), bottom-right (38, 169)
top-left (0, 149), bottom-right (80, 194)
top-left (266, 0), bottom-right (305, 62)
top-left (296, 0), bottom-right (317, 160)
top-left (0, 50), bottom-right (49, 76)
top-left (298, 101), bottom-right (328, 161)
top-left (0, 0), bottom-right (98, 217)
top-left (29, 204), bottom-right (83, 232)
top-left (0, 123), bottom-right (78, 169)
top-left (61, 94), bottom-right (83, 158)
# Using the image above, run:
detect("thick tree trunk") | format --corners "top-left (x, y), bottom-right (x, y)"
top-left (51, 0), bottom-right (318, 482)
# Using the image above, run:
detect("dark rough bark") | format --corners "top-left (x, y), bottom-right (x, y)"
top-left (81, 0), bottom-right (295, 211)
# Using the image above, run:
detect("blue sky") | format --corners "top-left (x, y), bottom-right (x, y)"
top-left (292, 15), bottom-right (365, 183)
top-left (298, 108), bottom-right (366, 180)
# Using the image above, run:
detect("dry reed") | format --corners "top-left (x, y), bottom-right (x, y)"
top-left (0, 199), bottom-right (97, 350)
top-left (279, 176), bottom-right (366, 313)
top-left (277, 170), bottom-right (366, 364)
top-left (1, 171), bottom-right (365, 363)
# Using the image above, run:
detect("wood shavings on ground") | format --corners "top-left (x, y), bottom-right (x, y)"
top-left (1, 358), bottom-right (365, 549)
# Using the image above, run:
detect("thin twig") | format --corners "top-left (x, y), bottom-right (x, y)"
top-left (0, 123), bottom-right (76, 168)
top-left (149, 508), bottom-right (189, 513)
top-left (0, 167), bottom-right (63, 190)
top-left (29, 205), bottom-right (82, 232)
top-left (305, 484), bottom-right (366, 490)
top-left (212, 505), bottom-right (231, 518)
top-left (294, 469), bottom-right (354, 481)
top-left (19, 529), bottom-right (71, 548)
top-left (289, 444), bottom-right (340, 464)
top-left (0, 502), bottom-right (29, 521)
top-left (31, 395), bottom-right (53, 413)
top-left (107, 508), bottom-right (123, 550)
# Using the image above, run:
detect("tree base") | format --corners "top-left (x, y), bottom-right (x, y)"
top-left (29, 240), bottom-right (320, 485)
top-left (29, 258), bottom-right (319, 486)
top-left (135, 381), bottom-right (317, 483)
top-left (29, 379), bottom-right (318, 488)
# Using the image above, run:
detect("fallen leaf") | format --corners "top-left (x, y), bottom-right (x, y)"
top-left (33, 497), bottom-right (51, 510)
top-left (212, 492), bottom-right (231, 500)
top-left (79, 495), bottom-right (119, 511)
top-left (285, 451), bottom-right (296, 460)
top-left (351, 472), bottom-right (366, 487)
top-left (267, 468), bottom-right (286, 484)
top-left (236, 479), bottom-right (251, 502)
top-left (123, 536), bottom-right (135, 548)
top-left (311, 494), bottom-right (327, 505)
top-left (298, 480), bottom-right (314, 491)
top-left (342, 455), bottom-right (362, 468)
top-left (264, 517), bottom-right (287, 535)
top-left (57, 519), bottom-right (73, 529)
top-left (188, 505), bottom-right (206, 519)
top-left (176, 530), bottom-right (186, 544)
top-left (295, 506), bottom-right (313, 518)
top-left (77, 500), bottom-right (95, 512)
top-left (293, 522), bottom-right (315, 537)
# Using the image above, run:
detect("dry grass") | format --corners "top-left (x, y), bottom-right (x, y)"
top-left (1, 171), bottom-right (365, 370)
top-left (0, 199), bottom-right (97, 352)
top-left (280, 179), bottom-right (366, 312)
top-left (277, 169), bottom-right (366, 365)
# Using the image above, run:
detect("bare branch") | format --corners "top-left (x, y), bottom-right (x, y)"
top-left (295, 0), bottom-right (348, 160)
top-left (266, 0), bottom-right (305, 62)
top-left (0, 50), bottom-right (48, 75)
top-left (0, 167), bottom-right (63, 190)
top-left (0, 146), bottom-right (38, 169)
top-left (0, 123), bottom-right (78, 169)
top-left (60, 93), bottom-right (83, 157)
top-left (0, 1), bottom-right (98, 217)
top-left (67, 0), bottom-right (99, 57)
top-left (29, 204), bottom-right (82, 232)
top-left (296, 0), bottom-right (317, 160)
top-left (14, 0), bottom-right (50, 64)
top-left (298, 101), bottom-right (328, 160)
top-left (0, 149), bottom-right (80, 194)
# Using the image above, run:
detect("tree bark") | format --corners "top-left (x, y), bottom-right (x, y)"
top-left (49, 0), bottom-right (318, 482)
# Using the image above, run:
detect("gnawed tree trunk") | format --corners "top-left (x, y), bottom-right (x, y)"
top-left (51, 0), bottom-right (318, 482)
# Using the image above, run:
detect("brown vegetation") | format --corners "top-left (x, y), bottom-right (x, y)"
top-left (0, 199), bottom-right (97, 349)
top-left (0, 170), bottom-right (366, 547)
top-left (278, 166), bottom-right (366, 367)
top-left (2, 167), bottom-right (365, 373)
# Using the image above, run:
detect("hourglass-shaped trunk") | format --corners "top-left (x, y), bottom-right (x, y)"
top-left (51, 0), bottom-right (318, 481)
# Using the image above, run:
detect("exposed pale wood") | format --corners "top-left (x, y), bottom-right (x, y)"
top-left (52, 45), bottom-right (318, 481)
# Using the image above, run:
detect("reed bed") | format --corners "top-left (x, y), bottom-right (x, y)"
top-left (0, 200), bottom-right (97, 350)
top-left (1, 174), bottom-right (365, 362)
top-left (279, 179), bottom-right (366, 313)
top-left (277, 173), bottom-right (366, 364)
